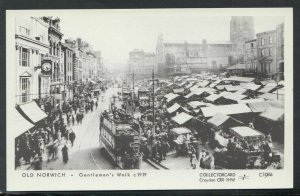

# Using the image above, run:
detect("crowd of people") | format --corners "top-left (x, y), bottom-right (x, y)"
top-left (15, 90), bottom-right (102, 170)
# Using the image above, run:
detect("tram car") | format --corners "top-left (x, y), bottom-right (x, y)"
top-left (137, 87), bottom-right (150, 111)
top-left (99, 109), bottom-right (142, 169)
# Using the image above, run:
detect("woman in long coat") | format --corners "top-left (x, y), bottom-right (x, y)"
top-left (61, 145), bottom-right (69, 164)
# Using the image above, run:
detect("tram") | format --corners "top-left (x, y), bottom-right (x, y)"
top-left (99, 108), bottom-right (142, 169)
top-left (137, 87), bottom-right (150, 111)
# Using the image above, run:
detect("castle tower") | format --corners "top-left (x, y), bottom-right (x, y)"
top-left (230, 16), bottom-right (255, 46)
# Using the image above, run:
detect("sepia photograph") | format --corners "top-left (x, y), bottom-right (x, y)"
top-left (13, 12), bottom-right (286, 171)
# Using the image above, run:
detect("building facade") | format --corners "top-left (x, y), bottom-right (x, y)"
top-left (128, 49), bottom-right (156, 79)
top-left (61, 44), bottom-right (74, 99)
top-left (244, 39), bottom-right (257, 74)
top-left (256, 30), bottom-right (276, 79)
top-left (42, 17), bottom-right (64, 106)
top-left (15, 17), bottom-right (50, 104)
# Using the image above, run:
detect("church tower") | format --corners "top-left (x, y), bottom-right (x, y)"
top-left (230, 16), bottom-right (255, 46)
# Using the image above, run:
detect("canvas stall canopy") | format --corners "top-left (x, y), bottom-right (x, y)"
top-left (207, 113), bottom-right (230, 127)
top-left (14, 108), bottom-right (35, 138)
top-left (188, 101), bottom-right (210, 109)
top-left (259, 106), bottom-right (284, 122)
top-left (221, 91), bottom-right (247, 102)
top-left (244, 83), bottom-right (261, 91)
top-left (210, 79), bottom-right (222, 88)
top-left (18, 101), bottom-right (47, 124)
top-left (198, 80), bottom-right (210, 87)
top-left (171, 127), bottom-right (192, 135)
top-left (247, 101), bottom-right (270, 113)
top-left (230, 126), bottom-right (265, 141)
top-left (223, 76), bottom-right (255, 83)
top-left (173, 88), bottom-right (185, 94)
top-left (167, 103), bottom-right (181, 114)
top-left (166, 93), bottom-right (180, 102)
top-left (224, 85), bottom-right (243, 92)
top-left (172, 112), bottom-right (194, 125)
top-left (238, 98), bottom-right (265, 104)
top-left (200, 103), bottom-right (252, 118)
top-left (185, 83), bottom-right (195, 89)
top-left (204, 94), bottom-right (223, 103)
top-left (259, 93), bottom-right (284, 101)
top-left (258, 83), bottom-right (278, 93)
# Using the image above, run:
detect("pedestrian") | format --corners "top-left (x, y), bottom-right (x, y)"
top-left (161, 140), bottom-right (170, 160)
top-left (61, 145), bottom-right (69, 164)
top-left (191, 154), bottom-right (197, 169)
top-left (32, 153), bottom-right (42, 170)
top-left (199, 150), bottom-right (205, 169)
top-left (95, 101), bottom-right (98, 109)
top-left (66, 114), bottom-right (70, 126)
top-left (69, 130), bottom-right (76, 147)
top-left (72, 115), bottom-right (75, 126)
top-left (204, 152), bottom-right (212, 169)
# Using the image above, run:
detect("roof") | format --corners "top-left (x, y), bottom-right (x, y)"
top-left (230, 126), bottom-right (265, 140)
top-left (259, 106), bottom-right (284, 121)
top-left (200, 104), bottom-right (252, 118)
top-left (172, 112), bottom-right (194, 125)
top-left (14, 108), bottom-right (34, 137)
top-left (167, 103), bottom-right (181, 114)
top-left (223, 77), bottom-right (255, 83)
top-left (207, 113), bottom-right (230, 127)
top-left (247, 101), bottom-right (270, 113)
top-left (18, 101), bottom-right (47, 123)
top-left (171, 127), bottom-right (192, 135)
top-left (226, 63), bottom-right (246, 70)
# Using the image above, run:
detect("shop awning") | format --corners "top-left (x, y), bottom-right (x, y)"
top-left (259, 106), bottom-right (284, 121)
top-left (18, 101), bottom-right (47, 123)
top-left (171, 127), bottom-right (192, 135)
top-left (200, 104), bottom-right (252, 118)
top-left (172, 112), bottom-right (193, 125)
top-left (207, 113), bottom-right (230, 127)
top-left (167, 103), bottom-right (181, 114)
top-left (14, 108), bottom-right (34, 137)
top-left (230, 126), bottom-right (265, 140)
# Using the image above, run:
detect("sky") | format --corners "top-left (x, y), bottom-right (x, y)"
top-left (57, 9), bottom-right (284, 68)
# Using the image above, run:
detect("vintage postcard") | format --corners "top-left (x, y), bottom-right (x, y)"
top-left (6, 8), bottom-right (293, 191)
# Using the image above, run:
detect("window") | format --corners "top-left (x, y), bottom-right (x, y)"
top-left (20, 77), bottom-right (30, 103)
top-left (251, 43), bottom-right (254, 48)
top-left (19, 26), bottom-right (30, 36)
top-left (261, 49), bottom-right (265, 57)
top-left (20, 48), bottom-right (29, 67)
top-left (269, 36), bottom-right (273, 44)
top-left (269, 48), bottom-right (272, 56)
top-left (261, 38), bottom-right (265, 46)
